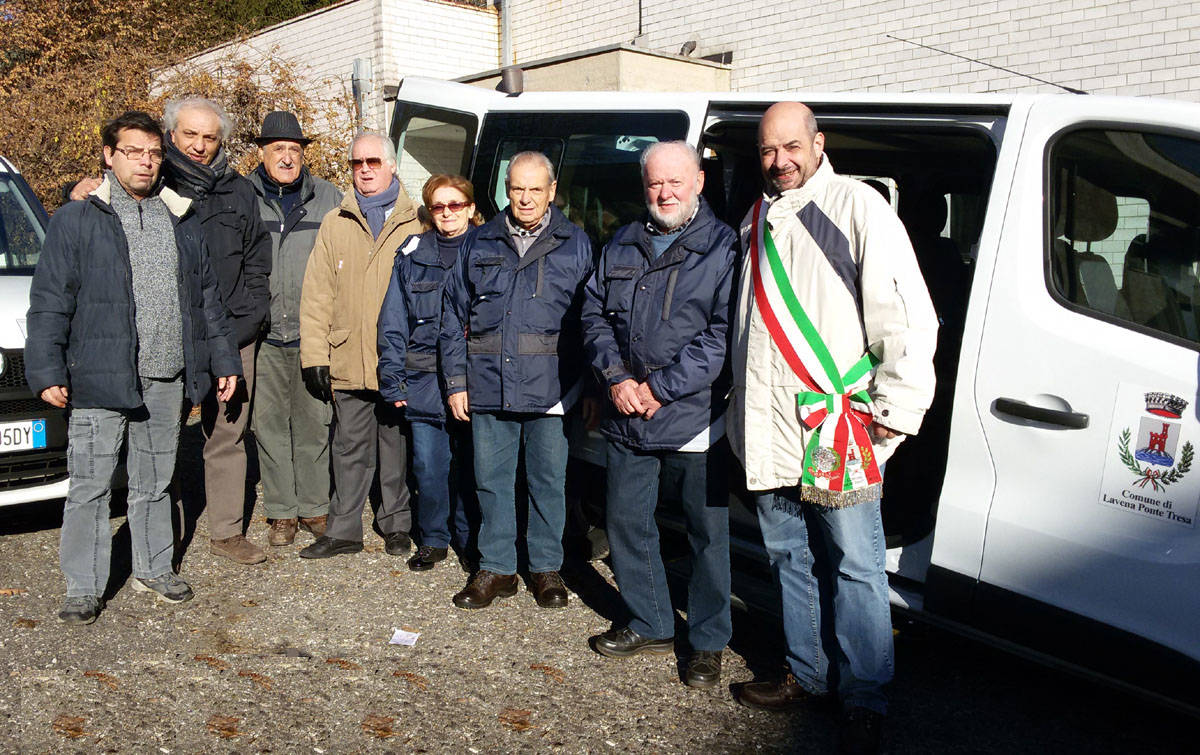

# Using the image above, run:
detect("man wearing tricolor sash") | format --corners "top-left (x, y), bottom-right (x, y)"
top-left (729, 102), bottom-right (938, 753)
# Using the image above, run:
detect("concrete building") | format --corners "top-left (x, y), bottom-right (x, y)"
top-left (180, 0), bottom-right (1200, 134)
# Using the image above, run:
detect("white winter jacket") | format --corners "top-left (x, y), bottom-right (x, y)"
top-left (728, 156), bottom-right (939, 496)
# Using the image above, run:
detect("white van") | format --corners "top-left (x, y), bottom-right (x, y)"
top-left (390, 77), bottom-right (1200, 712)
top-left (0, 156), bottom-right (68, 507)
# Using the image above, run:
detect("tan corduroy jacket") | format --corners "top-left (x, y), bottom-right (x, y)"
top-left (299, 187), bottom-right (421, 391)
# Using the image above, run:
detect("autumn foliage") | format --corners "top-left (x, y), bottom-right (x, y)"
top-left (0, 0), bottom-right (353, 209)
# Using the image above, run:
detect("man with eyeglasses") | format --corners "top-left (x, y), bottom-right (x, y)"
top-left (26, 111), bottom-right (241, 624)
top-left (247, 112), bottom-right (343, 548)
top-left (298, 133), bottom-right (422, 559)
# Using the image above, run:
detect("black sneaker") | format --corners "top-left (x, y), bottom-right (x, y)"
top-left (132, 572), bottom-right (194, 603)
top-left (384, 531), bottom-right (413, 556)
top-left (57, 596), bottom-right (101, 625)
top-left (839, 706), bottom-right (884, 754)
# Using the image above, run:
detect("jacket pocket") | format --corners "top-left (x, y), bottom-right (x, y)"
top-left (408, 280), bottom-right (441, 323)
top-left (518, 333), bottom-right (559, 355)
top-left (661, 268), bottom-right (679, 320)
top-left (327, 328), bottom-right (354, 379)
top-left (604, 265), bottom-right (639, 314)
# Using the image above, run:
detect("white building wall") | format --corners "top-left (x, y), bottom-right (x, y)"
top-left (180, 0), bottom-right (497, 135)
top-left (508, 0), bottom-right (1200, 100)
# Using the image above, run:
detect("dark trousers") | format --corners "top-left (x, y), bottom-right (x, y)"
top-left (605, 440), bottom-right (732, 651)
top-left (325, 389), bottom-right (411, 542)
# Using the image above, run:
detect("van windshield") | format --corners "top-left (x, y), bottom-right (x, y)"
top-left (0, 172), bottom-right (46, 274)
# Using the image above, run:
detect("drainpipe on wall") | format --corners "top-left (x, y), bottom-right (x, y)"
top-left (500, 0), bottom-right (512, 66)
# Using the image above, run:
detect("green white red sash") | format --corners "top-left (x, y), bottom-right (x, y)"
top-left (749, 198), bottom-right (883, 506)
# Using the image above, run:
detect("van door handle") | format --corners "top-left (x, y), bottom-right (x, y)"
top-left (995, 398), bottom-right (1089, 429)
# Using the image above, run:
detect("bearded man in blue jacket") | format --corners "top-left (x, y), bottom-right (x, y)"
top-left (581, 140), bottom-right (737, 689)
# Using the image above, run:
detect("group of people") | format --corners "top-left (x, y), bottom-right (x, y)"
top-left (25, 96), bottom-right (938, 753)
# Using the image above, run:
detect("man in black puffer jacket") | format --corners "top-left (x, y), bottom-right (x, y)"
top-left (26, 111), bottom-right (242, 625)
top-left (161, 97), bottom-right (272, 566)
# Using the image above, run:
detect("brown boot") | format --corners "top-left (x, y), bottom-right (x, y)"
top-left (298, 515), bottom-right (327, 539)
top-left (210, 534), bottom-right (267, 565)
top-left (268, 518), bottom-right (298, 546)
top-left (452, 570), bottom-right (518, 609)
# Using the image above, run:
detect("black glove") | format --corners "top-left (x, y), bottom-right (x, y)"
top-left (302, 366), bottom-right (332, 403)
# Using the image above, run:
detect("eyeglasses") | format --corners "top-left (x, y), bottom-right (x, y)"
top-left (113, 146), bottom-right (164, 163)
top-left (349, 157), bottom-right (384, 171)
top-left (429, 201), bottom-right (470, 214)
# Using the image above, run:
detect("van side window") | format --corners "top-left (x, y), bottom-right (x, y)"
top-left (1048, 129), bottom-right (1200, 346)
top-left (390, 104), bottom-right (478, 202)
top-left (471, 112), bottom-right (690, 249)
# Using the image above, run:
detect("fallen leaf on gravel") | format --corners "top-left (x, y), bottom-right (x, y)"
top-left (392, 670), bottom-right (429, 690)
top-left (390, 570), bottom-right (404, 577)
top-left (194, 655), bottom-right (230, 670)
top-left (51, 715), bottom-right (88, 738)
top-left (326, 657), bottom-right (361, 670)
top-left (361, 714), bottom-right (395, 738)
top-left (206, 715), bottom-right (241, 738)
top-left (530, 663), bottom-right (565, 683)
top-left (12, 618), bottom-right (36, 628)
top-left (499, 708), bottom-right (534, 732)
top-left (0, 588), bottom-right (27, 596)
top-left (364, 544), bottom-right (384, 553)
top-left (237, 670), bottom-right (273, 690)
top-left (84, 671), bottom-right (118, 690)
top-left (240, 600), bottom-right (258, 607)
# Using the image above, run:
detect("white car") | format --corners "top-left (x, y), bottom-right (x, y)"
top-left (391, 77), bottom-right (1200, 713)
top-left (0, 156), bottom-right (68, 506)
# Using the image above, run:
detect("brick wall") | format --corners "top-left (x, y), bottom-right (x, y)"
top-left (509, 0), bottom-right (1200, 100)
top-left (180, 0), bottom-right (497, 135)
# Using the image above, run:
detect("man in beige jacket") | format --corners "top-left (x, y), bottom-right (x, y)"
top-left (728, 102), bottom-right (938, 754)
top-left (298, 133), bottom-right (422, 559)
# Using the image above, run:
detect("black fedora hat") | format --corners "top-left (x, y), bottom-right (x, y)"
top-left (255, 111), bottom-right (312, 146)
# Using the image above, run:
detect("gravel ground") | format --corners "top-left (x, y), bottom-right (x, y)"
top-left (0, 420), bottom-right (1194, 753)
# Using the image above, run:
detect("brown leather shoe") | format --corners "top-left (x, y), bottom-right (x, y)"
top-left (210, 534), bottom-right (267, 565)
top-left (452, 570), bottom-right (519, 609)
top-left (528, 570), bottom-right (569, 608)
top-left (268, 518), bottom-right (298, 546)
top-left (298, 515), bottom-right (327, 539)
top-left (735, 673), bottom-right (822, 711)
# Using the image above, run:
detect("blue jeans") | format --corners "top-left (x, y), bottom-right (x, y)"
top-left (410, 418), bottom-right (475, 551)
top-left (606, 440), bottom-right (732, 651)
top-left (61, 376), bottom-right (183, 597)
top-left (472, 412), bottom-right (567, 575)
top-left (755, 487), bottom-right (893, 714)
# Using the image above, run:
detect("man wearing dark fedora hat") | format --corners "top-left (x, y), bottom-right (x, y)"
top-left (247, 111), bottom-right (344, 547)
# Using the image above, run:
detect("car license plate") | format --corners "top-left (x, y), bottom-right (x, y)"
top-left (0, 419), bottom-right (47, 453)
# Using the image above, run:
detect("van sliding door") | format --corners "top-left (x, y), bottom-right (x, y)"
top-left (973, 96), bottom-right (1200, 703)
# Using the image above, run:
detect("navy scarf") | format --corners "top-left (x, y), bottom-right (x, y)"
top-left (355, 177), bottom-right (400, 239)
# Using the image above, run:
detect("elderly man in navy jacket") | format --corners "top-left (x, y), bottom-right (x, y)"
top-left (581, 141), bottom-right (737, 689)
top-left (441, 151), bottom-right (593, 611)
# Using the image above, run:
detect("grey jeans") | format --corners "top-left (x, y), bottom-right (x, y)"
top-left (60, 376), bottom-right (183, 597)
top-left (254, 342), bottom-right (332, 520)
